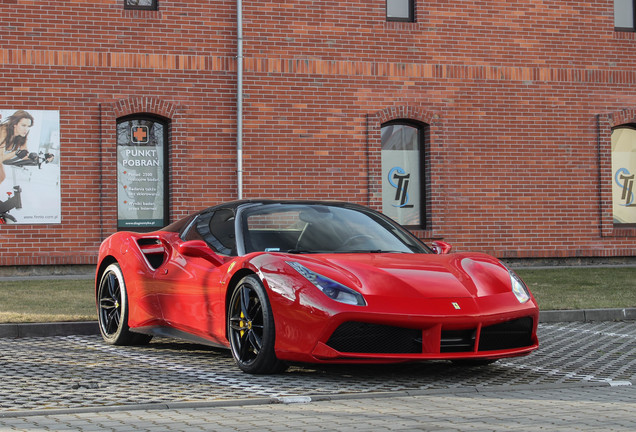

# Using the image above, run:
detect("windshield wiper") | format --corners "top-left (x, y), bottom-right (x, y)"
top-left (285, 249), bottom-right (315, 254)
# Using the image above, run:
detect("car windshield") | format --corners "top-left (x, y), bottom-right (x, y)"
top-left (240, 203), bottom-right (430, 254)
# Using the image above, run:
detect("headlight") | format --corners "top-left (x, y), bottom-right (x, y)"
top-left (286, 261), bottom-right (366, 306)
top-left (509, 270), bottom-right (531, 303)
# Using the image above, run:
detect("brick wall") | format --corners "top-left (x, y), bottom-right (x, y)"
top-left (1, 0), bottom-right (635, 266)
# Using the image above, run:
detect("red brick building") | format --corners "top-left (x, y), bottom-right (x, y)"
top-left (1, 0), bottom-right (636, 270)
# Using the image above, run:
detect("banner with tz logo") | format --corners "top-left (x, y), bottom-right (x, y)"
top-left (381, 150), bottom-right (420, 226)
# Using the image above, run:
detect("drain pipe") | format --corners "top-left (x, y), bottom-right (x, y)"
top-left (236, 0), bottom-right (244, 200)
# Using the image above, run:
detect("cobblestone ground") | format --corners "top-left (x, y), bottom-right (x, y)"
top-left (0, 321), bottom-right (635, 430)
top-left (0, 321), bottom-right (635, 412)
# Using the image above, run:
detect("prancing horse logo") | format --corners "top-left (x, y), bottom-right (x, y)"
top-left (452, 302), bottom-right (461, 310)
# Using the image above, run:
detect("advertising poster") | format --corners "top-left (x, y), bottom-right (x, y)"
top-left (117, 118), bottom-right (166, 229)
top-left (611, 127), bottom-right (636, 224)
top-left (0, 109), bottom-right (60, 225)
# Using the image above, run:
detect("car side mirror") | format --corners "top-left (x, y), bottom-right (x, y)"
top-left (431, 240), bottom-right (452, 255)
top-left (178, 240), bottom-right (225, 266)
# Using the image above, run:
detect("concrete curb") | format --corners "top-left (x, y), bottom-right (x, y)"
top-left (539, 307), bottom-right (636, 322)
top-left (1, 308), bottom-right (635, 338)
top-left (0, 321), bottom-right (98, 338)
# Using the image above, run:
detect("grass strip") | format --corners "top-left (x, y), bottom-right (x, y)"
top-left (517, 267), bottom-right (636, 310)
top-left (0, 279), bottom-right (95, 323)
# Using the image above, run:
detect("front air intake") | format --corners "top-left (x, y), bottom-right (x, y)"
top-left (478, 317), bottom-right (534, 351)
top-left (326, 322), bottom-right (422, 354)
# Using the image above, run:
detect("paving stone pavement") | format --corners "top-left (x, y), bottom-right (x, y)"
top-left (0, 385), bottom-right (634, 431)
top-left (0, 321), bottom-right (635, 430)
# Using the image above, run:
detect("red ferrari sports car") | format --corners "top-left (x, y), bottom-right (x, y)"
top-left (95, 200), bottom-right (539, 374)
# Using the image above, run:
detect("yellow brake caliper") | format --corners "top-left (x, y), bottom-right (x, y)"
top-left (240, 311), bottom-right (252, 336)
top-left (240, 311), bottom-right (245, 337)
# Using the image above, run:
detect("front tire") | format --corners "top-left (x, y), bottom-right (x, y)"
top-left (227, 275), bottom-right (286, 374)
top-left (97, 263), bottom-right (151, 345)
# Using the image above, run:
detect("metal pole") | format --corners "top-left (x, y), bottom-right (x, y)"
top-left (237, 0), bottom-right (244, 200)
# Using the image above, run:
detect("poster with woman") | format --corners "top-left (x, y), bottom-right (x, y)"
top-left (0, 109), bottom-right (61, 224)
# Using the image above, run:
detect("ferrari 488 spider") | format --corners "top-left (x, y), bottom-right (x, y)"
top-left (95, 200), bottom-right (539, 374)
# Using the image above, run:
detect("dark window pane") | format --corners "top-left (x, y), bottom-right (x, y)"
top-left (387, 0), bottom-right (413, 22)
top-left (124, 0), bottom-right (158, 10)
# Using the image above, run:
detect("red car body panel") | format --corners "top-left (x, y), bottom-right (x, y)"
top-left (96, 224), bottom-right (539, 365)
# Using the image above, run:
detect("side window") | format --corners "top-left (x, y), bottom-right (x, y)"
top-left (387, 0), bottom-right (415, 22)
top-left (124, 0), bottom-right (158, 10)
top-left (615, 0), bottom-right (635, 31)
top-left (185, 209), bottom-right (237, 255)
top-left (163, 215), bottom-right (196, 236)
top-left (183, 214), bottom-right (207, 242)
top-left (116, 115), bottom-right (169, 230)
top-left (611, 126), bottom-right (636, 225)
top-left (381, 120), bottom-right (426, 227)
top-left (209, 209), bottom-right (237, 255)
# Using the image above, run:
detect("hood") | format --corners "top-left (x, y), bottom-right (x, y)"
top-left (297, 252), bottom-right (513, 300)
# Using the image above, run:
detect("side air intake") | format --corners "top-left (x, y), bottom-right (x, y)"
top-left (137, 238), bottom-right (167, 269)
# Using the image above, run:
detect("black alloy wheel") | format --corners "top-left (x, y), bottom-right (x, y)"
top-left (97, 263), bottom-right (151, 345)
top-left (227, 275), bottom-right (286, 374)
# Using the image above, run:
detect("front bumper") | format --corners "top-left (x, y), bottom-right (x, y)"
top-left (310, 315), bottom-right (538, 362)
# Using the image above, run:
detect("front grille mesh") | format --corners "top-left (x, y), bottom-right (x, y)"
top-left (326, 322), bottom-right (422, 354)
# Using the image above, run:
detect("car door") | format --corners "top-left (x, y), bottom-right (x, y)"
top-left (154, 209), bottom-right (237, 340)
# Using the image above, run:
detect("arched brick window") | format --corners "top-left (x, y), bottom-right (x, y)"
top-left (380, 119), bottom-right (428, 227)
top-left (116, 114), bottom-right (169, 230)
top-left (611, 125), bottom-right (636, 225)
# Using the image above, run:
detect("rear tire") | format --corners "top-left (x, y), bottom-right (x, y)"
top-left (227, 275), bottom-right (287, 374)
top-left (97, 263), bottom-right (152, 345)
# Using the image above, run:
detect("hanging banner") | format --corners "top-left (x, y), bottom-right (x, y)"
top-left (381, 149), bottom-right (421, 226)
top-left (117, 118), bottom-right (166, 229)
top-left (0, 109), bottom-right (60, 225)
